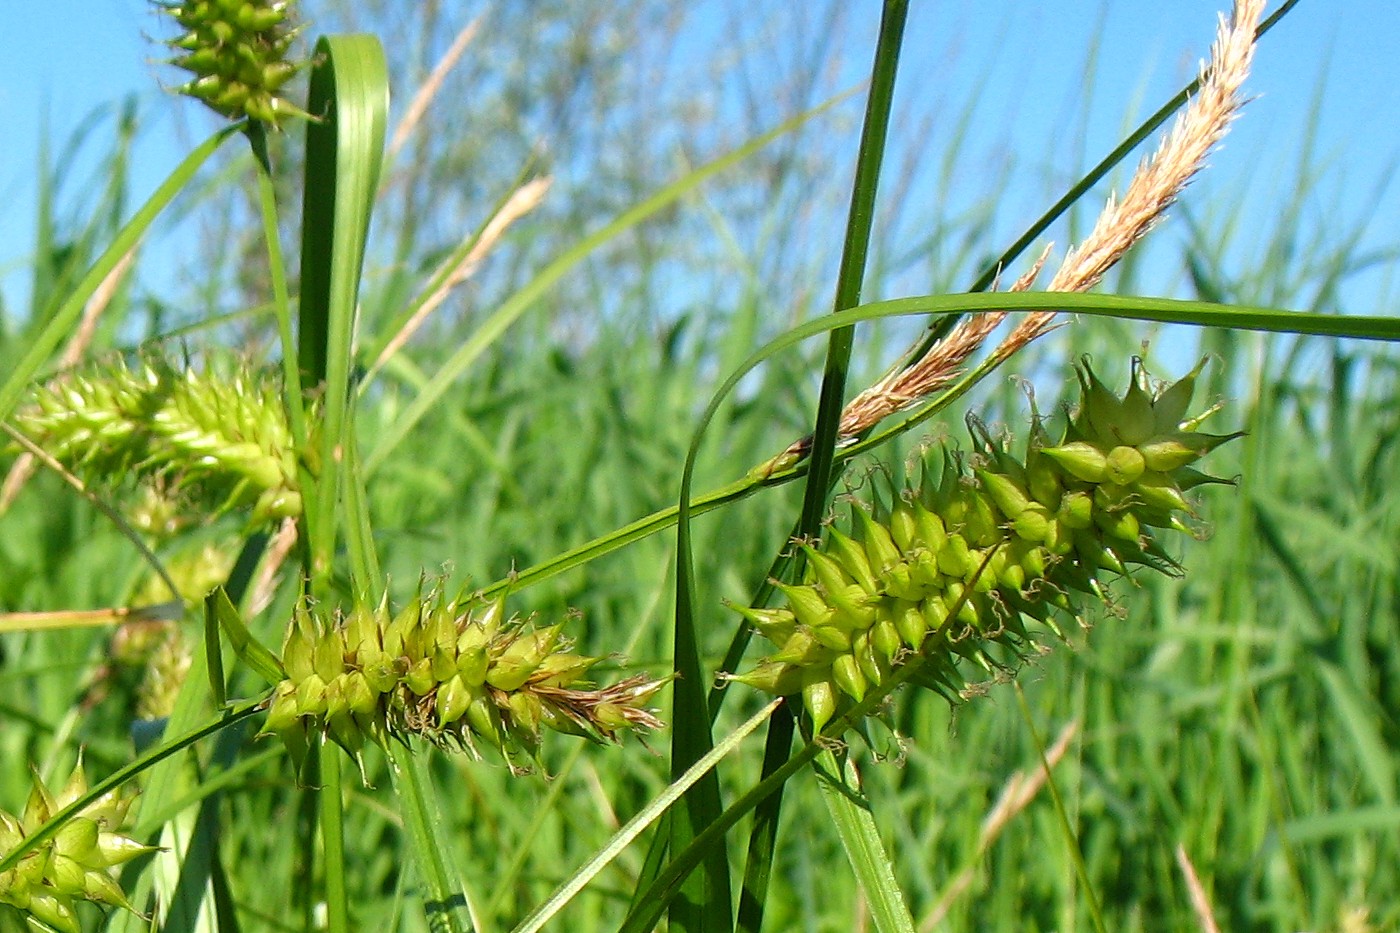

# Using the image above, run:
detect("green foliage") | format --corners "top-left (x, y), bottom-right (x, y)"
top-left (0, 2), bottom-right (1397, 933)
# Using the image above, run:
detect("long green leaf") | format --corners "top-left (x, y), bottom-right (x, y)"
top-left (812, 752), bottom-right (915, 933)
top-left (511, 700), bottom-right (781, 933)
top-left (738, 5), bottom-right (908, 931)
top-left (298, 34), bottom-right (389, 593)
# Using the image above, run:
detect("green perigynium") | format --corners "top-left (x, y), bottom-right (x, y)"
top-left (727, 358), bottom-right (1241, 733)
top-left (0, 760), bottom-right (153, 933)
top-left (14, 357), bottom-right (303, 525)
top-left (155, 0), bottom-right (307, 126)
top-left (262, 588), bottom-right (668, 775)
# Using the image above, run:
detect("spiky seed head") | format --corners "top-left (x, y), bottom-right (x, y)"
top-left (155, 0), bottom-right (309, 127)
top-left (261, 588), bottom-right (667, 775)
top-left (727, 358), bottom-right (1238, 736)
top-left (0, 760), bottom-right (150, 931)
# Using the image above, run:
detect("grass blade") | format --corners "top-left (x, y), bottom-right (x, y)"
top-left (812, 751), bottom-right (915, 933)
top-left (298, 34), bottom-right (389, 593)
top-left (742, 4), bottom-right (909, 930)
top-left (512, 700), bottom-right (781, 933)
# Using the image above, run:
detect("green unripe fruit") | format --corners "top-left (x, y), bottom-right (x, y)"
top-left (938, 534), bottom-right (974, 578)
top-left (978, 469), bottom-right (1032, 520)
top-left (832, 653), bottom-right (868, 701)
top-left (824, 527), bottom-right (880, 596)
top-left (893, 600), bottom-right (927, 647)
top-left (775, 581), bottom-right (837, 630)
top-left (1042, 442), bottom-right (1109, 483)
top-left (855, 505), bottom-right (903, 573)
top-left (888, 498), bottom-right (920, 551)
top-left (1011, 504), bottom-right (1053, 543)
top-left (802, 670), bottom-right (838, 733)
top-left (1105, 445), bottom-right (1146, 484)
top-left (1057, 490), bottom-right (1094, 529)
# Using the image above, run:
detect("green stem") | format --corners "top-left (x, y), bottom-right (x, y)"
top-left (246, 121), bottom-right (309, 451)
top-left (319, 745), bottom-right (350, 933)
top-left (386, 742), bottom-right (472, 933)
top-left (1014, 684), bottom-right (1107, 933)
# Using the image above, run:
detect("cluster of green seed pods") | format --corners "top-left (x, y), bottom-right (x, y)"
top-left (0, 761), bottom-right (152, 933)
top-left (156, 0), bottom-right (305, 125)
top-left (727, 358), bottom-right (1240, 733)
top-left (14, 357), bottom-right (303, 525)
top-left (262, 589), bottom-right (667, 774)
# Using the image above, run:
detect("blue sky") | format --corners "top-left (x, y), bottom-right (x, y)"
top-left (2, 1), bottom-right (1397, 321)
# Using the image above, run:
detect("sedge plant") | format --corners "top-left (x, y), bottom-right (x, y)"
top-left (1, 1), bottom-right (1398, 932)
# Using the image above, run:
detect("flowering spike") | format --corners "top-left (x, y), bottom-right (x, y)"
top-left (260, 587), bottom-right (665, 773)
top-left (725, 359), bottom-right (1238, 738)
top-left (155, 0), bottom-right (309, 127)
top-left (0, 762), bottom-right (149, 930)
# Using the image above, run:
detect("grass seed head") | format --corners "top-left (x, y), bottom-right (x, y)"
top-left (0, 760), bottom-right (151, 932)
top-left (262, 587), bottom-right (667, 775)
top-left (728, 358), bottom-right (1239, 735)
top-left (13, 356), bottom-right (304, 527)
top-left (155, 0), bottom-right (309, 126)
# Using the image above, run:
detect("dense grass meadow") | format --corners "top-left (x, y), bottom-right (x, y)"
top-left (2, 2), bottom-right (1399, 931)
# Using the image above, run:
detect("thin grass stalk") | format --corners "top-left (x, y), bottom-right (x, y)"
top-left (246, 121), bottom-right (309, 450)
top-left (386, 743), bottom-right (472, 933)
top-left (319, 746), bottom-right (349, 933)
top-left (740, 5), bottom-right (911, 932)
top-left (1014, 683), bottom-right (1106, 933)
top-left (652, 9), bottom-right (912, 922)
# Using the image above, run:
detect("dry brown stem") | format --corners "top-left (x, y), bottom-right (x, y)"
top-left (1175, 844), bottom-right (1222, 933)
top-left (368, 176), bottom-right (552, 379)
top-left (386, 15), bottom-right (484, 164)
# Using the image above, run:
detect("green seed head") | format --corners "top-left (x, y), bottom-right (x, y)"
top-left (155, 0), bottom-right (309, 127)
top-left (725, 358), bottom-right (1238, 737)
top-left (13, 355), bottom-right (305, 527)
top-left (260, 587), bottom-right (666, 773)
top-left (0, 761), bottom-right (149, 930)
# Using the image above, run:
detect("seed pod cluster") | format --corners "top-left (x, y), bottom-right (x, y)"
top-left (0, 760), bottom-right (153, 933)
top-left (262, 589), bottom-right (667, 774)
top-left (13, 357), bottom-right (302, 525)
top-left (727, 359), bottom-right (1239, 733)
top-left (156, 0), bottom-right (306, 125)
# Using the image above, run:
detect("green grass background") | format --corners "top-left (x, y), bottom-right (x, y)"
top-left (2, 3), bottom-right (1399, 931)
